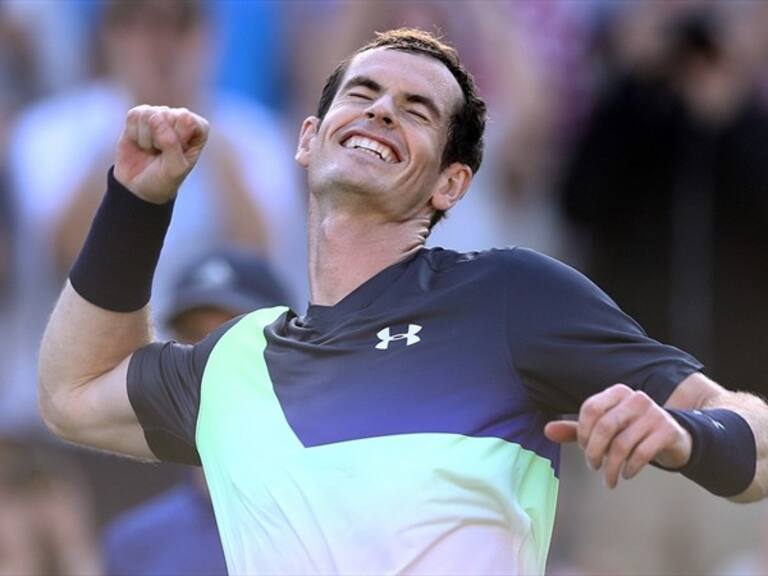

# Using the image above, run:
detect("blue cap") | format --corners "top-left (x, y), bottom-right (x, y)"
top-left (163, 248), bottom-right (291, 329)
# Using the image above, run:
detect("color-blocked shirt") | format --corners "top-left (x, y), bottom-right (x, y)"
top-left (127, 247), bottom-right (703, 575)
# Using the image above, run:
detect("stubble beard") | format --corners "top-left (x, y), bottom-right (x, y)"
top-left (308, 159), bottom-right (390, 215)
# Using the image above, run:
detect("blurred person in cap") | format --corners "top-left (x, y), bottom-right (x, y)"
top-left (102, 248), bottom-right (291, 576)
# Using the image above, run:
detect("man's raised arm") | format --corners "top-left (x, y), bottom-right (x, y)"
top-left (38, 106), bottom-right (208, 458)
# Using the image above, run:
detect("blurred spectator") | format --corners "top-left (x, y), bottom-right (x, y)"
top-left (1, 0), bottom-right (90, 95)
top-left (425, 0), bottom-right (589, 257)
top-left (0, 4), bottom-right (40, 299)
top-left (0, 437), bottom-right (100, 576)
top-left (102, 248), bottom-right (292, 576)
top-left (5, 0), bottom-right (304, 431)
top-left (0, 185), bottom-right (10, 304)
top-left (0, 3), bottom-right (39, 149)
top-left (561, 1), bottom-right (768, 396)
top-left (47, 0), bottom-right (298, 286)
top-left (555, 4), bottom-right (768, 572)
top-left (0, 4), bottom-right (39, 415)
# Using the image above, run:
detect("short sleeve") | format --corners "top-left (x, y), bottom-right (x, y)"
top-left (505, 248), bottom-right (703, 414)
top-left (127, 317), bottom-right (242, 465)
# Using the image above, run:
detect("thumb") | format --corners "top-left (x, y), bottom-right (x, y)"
top-left (544, 420), bottom-right (579, 444)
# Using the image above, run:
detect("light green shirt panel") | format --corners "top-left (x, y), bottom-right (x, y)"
top-left (196, 308), bottom-right (559, 575)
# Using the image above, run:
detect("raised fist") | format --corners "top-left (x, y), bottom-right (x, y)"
top-left (113, 105), bottom-right (209, 204)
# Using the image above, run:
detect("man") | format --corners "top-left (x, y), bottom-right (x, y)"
top-left (39, 29), bottom-right (767, 575)
top-left (102, 249), bottom-right (290, 576)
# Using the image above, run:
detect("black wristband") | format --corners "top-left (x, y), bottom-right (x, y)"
top-left (666, 408), bottom-right (756, 497)
top-left (69, 167), bottom-right (174, 312)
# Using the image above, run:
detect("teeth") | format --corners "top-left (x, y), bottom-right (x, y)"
top-left (342, 135), bottom-right (397, 163)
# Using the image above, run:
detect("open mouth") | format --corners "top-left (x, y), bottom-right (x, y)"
top-left (341, 135), bottom-right (400, 163)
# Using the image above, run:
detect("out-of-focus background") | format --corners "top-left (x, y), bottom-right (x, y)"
top-left (1, 0), bottom-right (767, 574)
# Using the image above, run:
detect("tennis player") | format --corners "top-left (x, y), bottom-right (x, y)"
top-left (39, 29), bottom-right (767, 575)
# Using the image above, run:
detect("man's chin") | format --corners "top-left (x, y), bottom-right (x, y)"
top-left (311, 165), bottom-right (389, 197)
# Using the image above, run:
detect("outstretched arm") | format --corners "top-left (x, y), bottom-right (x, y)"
top-left (38, 106), bottom-right (208, 458)
top-left (545, 372), bottom-right (768, 502)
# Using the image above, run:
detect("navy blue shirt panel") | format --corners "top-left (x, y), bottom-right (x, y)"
top-left (265, 248), bottom-right (537, 451)
top-left (504, 248), bottom-right (703, 414)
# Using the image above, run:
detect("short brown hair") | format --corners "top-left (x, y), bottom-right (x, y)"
top-left (316, 28), bottom-right (487, 228)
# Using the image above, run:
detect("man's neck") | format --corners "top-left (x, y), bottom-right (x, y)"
top-left (307, 197), bottom-right (429, 307)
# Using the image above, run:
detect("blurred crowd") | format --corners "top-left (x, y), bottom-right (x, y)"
top-left (0, 1), bottom-right (766, 574)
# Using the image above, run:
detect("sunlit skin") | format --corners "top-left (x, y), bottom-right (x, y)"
top-left (299, 48), bottom-right (461, 219)
top-left (295, 48), bottom-right (473, 307)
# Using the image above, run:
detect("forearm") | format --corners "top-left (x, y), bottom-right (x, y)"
top-left (38, 165), bottom-right (173, 431)
top-left (701, 390), bottom-right (768, 502)
top-left (38, 282), bottom-right (151, 429)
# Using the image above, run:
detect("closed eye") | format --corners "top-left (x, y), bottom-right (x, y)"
top-left (408, 109), bottom-right (429, 122)
top-left (349, 92), bottom-right (373, 100)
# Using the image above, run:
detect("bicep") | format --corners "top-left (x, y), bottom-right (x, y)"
top-left (53, 355), bottom-right (156, 460)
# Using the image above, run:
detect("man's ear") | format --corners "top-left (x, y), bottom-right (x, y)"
top-left (295, 117), bottom-right (320, 168)
top-left (430, 163), bottom-right (473, 213)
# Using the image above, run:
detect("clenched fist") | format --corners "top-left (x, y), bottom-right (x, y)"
top-left (544, 384), bottom-right (693, 489)
top-left (113, 105), bottom-right (209, 204)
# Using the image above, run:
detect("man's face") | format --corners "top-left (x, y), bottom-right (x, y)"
top-left (297, 48), bottom-right (466, 222)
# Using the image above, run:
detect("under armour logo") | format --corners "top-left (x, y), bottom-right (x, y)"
top-left (375, 324), bottom-right (422, 350)
top-left (693, 410), bottom-right (726, 431)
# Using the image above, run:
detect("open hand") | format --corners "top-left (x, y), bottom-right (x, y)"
top-left (544, 384), bottom-right (693, 488)
top-left (114, 105), bottom-right (209, 204)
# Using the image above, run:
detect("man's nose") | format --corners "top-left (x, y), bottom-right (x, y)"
top-left (365, 97), bottom-right (396, 127)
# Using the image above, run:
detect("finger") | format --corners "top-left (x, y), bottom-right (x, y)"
top-left (138, 107), bottom-right (156, 151)
top-left (149, 112), bottom-right (180, 152)
top-left (156, 106), bottom-right (172, 129)
top-left (602, 416), bottom-right (653, 489)
top-left (577, 384), bottom-right (632, 449)
top-left (544, 421), bottom-right (578, 444)
top-left (167, 107), bottom-right (190, 141)
top-left (623, 426), bottom-right (676, 480)
top-left (185, 114), bottom-right (209, 154)
top-left (148, 112), bottom-right (189, 177)
top-left (123, 106), bottom-right (142, 147)
top-left (584, 390), bottom-right (653, 471)
top-left (160, 107), bottom-right (199, 152)
top-left (170, 109), bottom-right (208, 152)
